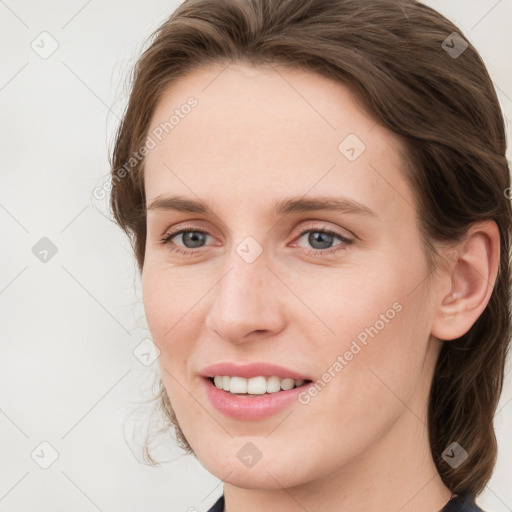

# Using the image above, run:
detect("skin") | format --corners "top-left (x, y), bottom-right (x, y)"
top-left (141, 62), bottom-right (500, 512)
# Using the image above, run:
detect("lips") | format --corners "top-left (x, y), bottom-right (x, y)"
top-left (201, 376), bottom-right (312, 420)
top-left (200, 361), bottom-right (313, 381)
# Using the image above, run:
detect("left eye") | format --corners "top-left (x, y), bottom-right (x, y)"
top-left (295, 228), bottom-right (353, 253)
top-left (159, 227), bottom-right (354, 256)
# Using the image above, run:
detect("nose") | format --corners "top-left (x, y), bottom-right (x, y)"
top-left (204, 253), bottom-right (287, 345)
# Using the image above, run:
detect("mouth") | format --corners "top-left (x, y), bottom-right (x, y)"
top-left (199, 361), bottom-right (314, 419)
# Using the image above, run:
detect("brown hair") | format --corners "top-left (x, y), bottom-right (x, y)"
top-left (109, 0), bottom-right (512, 496)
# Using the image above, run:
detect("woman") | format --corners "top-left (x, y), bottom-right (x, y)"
top-left (109, 0), bottom-right (511, 510)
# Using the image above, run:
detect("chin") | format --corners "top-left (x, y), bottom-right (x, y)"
top-left (223, 466), bottom-right (305, 491)
top-left (196, 443), bottom-right (314, 490)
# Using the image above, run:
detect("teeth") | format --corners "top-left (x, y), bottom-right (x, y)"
top-left (230, 376), bottom-right (248, 394)
top-left (266, 376), bottom-right (281, 393)
top-left (247, 376), bottom-right (267, 394)
top-left (212, 375), bottom-right (307, 394)
top-left (281, 378), bottom-right (295, 391)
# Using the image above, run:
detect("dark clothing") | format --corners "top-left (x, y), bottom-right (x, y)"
top-left (206, 493), bottom-right (484, 511)
top-left (442, 493), bottom-right (485, 511)
top-left (207, 494), bottom-right (224, 512)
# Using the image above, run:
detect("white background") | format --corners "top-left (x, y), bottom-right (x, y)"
top-left (1, 1), bottom-right (511, 511)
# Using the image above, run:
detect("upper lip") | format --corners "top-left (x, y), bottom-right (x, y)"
top-left (200, 362), bottom-right (312, 381)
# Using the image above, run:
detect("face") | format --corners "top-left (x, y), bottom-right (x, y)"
top-left (142, 63), bottom-right (442, 490)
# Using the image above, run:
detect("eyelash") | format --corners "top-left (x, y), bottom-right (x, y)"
top-left (159, 224), bottom-right (354, 258)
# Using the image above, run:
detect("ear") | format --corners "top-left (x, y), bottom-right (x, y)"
top-left (431, 220), bottom-right (501, 341)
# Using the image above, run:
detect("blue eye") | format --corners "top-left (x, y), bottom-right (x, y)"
top-left (160, 229), bottom-right (211, 256)
top-left (295, 228), bottom-right (354, 256)
top-left (159, 226), bottom-right (354, 257)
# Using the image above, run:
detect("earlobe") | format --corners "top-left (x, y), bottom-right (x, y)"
top-left (431, 220), bottom-right (500, 341)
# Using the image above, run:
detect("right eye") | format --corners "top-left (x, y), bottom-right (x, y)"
top-left (160, 228), bottom-right (213, 255)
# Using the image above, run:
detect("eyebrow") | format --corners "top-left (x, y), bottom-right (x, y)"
top-left (147, 195), bottom-right (377, 218)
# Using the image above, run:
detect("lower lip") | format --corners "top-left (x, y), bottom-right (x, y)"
top-left (201, 377), bottom-right (311, 420)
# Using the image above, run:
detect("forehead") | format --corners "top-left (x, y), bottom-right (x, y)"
top-left (144, 63), bottom-right (414, 220)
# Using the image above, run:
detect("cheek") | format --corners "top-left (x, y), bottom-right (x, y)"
top-left (141, 262), bottom-right (207, 341)
top-left (287, 262), bottom-right (407, 353)
top-left (141, 266), bottom-right (207, 411)
top-left (289, 298), bottom-right (431, 472)
top-left (295, 247), bottom-right (432, 407)
top-left (279, 273), bottom-right (426, 459)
